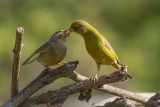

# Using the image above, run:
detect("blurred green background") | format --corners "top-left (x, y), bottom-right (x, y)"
top-left (0, 0), bottom-right (160, 106)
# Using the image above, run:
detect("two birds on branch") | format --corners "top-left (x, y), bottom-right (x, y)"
top-left (23, 20), bottom-right (133, 81)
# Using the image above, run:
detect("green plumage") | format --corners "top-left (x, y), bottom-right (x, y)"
top-left (70, 20), bottom-right (120, 70)
top-left (69, 20), bottom-right (133, 80)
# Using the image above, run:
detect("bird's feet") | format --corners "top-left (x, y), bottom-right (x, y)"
top-left (91, 74), bottom-right (98, 83)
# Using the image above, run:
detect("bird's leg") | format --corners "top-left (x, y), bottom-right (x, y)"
top-left (93, 71), bottom-right (99, 82)
top-left (92, 63), bottom-right (100, 83)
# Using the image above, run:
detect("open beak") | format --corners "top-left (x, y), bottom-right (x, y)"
top-left (62, 28), bottom-right (74, 37)
top-left (62, 29), bottom-right (70, 38)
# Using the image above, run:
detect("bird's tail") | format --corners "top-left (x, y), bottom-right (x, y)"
top-left (23, 58), bottom-right (36, 66)
top-left (22, 53), bottom-right (37, 66)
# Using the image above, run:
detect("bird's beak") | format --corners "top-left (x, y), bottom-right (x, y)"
top-left (62, 29), bottom-right (71, 38)
top-left (62, 28), bottom-right (74, 38)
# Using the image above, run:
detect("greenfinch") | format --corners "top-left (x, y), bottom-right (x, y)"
top-left (23, 30), bottom-right (69, 68)
top-left (69, 20), bottom-right (132, 80)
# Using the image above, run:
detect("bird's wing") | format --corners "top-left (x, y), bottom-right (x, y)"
top-left (102, 36), bottom-right (120, 64)
top-left (22, 42), bottom-right (50, 66)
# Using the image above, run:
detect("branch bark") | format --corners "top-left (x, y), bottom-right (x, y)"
top-left (68, 71), bottom-right (148, 105)
top-left (145, 92), bottom-right (160, 107)
top-left (22, 67), bottom-right (131, 106)
top-left (104, 97), bottom-right (136, 107)
top-left (4, 58), bottom-right (149, 107)
top-left (11, 27), bottom-right (24, 97)
top-left (2, 61), bottom-right (79, 107)
top-left (93, 93), bottom-right (155, 106)
top-left (3, 27), bottom-right (154, 107)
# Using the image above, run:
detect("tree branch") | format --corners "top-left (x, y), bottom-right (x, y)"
top-left (93, 93), bottom-right (155, 106)
top-left (22, 66), bottom-right (131, 106)
top-left (11, 27), bottom-right (24, 97)
top-left (4, 59), bottom-right (149, 107)
top-left (145, 92), bottom-right (160, 107)
top-left (3, 26), bottom-right (154, 107)
top-left (2, 61), bottom-right (79, 107)
top-left (68, 71), bottom-right (148, 105)
top-left (104, 97), bottom-right (136, 107)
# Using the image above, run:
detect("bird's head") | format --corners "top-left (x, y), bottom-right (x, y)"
top-left (69, 20), bottom-right (90, 35)
top-left (50, 30), bottom-right (70, 41)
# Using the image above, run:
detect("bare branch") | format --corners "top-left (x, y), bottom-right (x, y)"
top-left (11, 27), bottom-right (24, 97)
top-left (22, 67), bottom-right (131, 106)
top-left (145, 92), bottom-right (160, 107)
top-left (4, 59), bottom-right (149, 107)
top-left (2, 61), bottom-right (79, 107)
top-left (104, 97), bottom-right (136, 107)
top-left (93, 93), bottom-right (155, 106)
top-left (68, 71), bottom-right (148, 105)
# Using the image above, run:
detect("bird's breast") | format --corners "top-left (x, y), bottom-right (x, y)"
top-left (85, 41), bottom-right (113, 65)
top-left (37, 41), bottom-right (67, 66)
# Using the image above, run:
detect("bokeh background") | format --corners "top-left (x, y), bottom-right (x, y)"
top-left (0, 0), bottom-right (160, 106)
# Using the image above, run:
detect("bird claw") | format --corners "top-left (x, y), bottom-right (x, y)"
top-left (91, 74), bottom-right (98, 83)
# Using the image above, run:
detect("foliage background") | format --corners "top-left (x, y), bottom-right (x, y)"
top-left (0, 0), bottom-right (160, 106)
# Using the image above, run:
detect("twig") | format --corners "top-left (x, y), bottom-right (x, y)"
top-left (68, 71), bottom-right (148, 104)
top-left (22, 67), bottom-right (130, 106)
top-left (11, 27), bottom-right (24, 97)
top-left (93, 93), bottom-right (155, 106)
top-left (2, 61), bottom-right (79, 107)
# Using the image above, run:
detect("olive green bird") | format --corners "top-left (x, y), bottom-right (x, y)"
top-left (23, 30), bottom-right (69, 68)
top-left (69, 20), bottom-right (133, 80)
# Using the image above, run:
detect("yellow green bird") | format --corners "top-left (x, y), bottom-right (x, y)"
top-left (69, 20), bottom-right (132, 80)
top-left (23, 30), bottom-right (69, 68)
